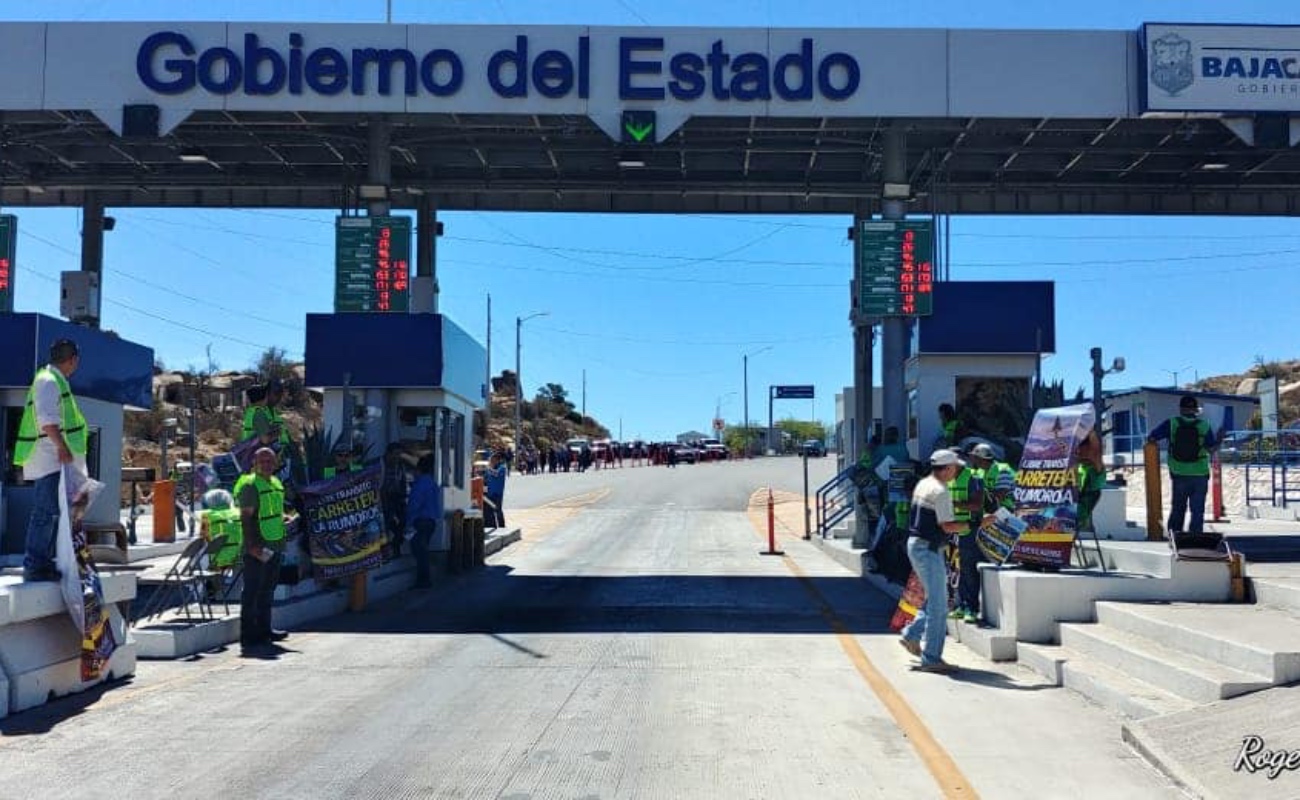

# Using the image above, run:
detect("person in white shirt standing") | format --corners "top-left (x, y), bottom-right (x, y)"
top-left (11, 339), bottom-right (86, 582)
top-left (898, 449), bottom-right (969, 673)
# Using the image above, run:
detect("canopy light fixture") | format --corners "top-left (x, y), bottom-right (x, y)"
top-left (178, 148), bottom-right (209, 163)
top-left (358, 184), bottom-right (390, 199)
top-left (617, 159), bottom-right (646, 168)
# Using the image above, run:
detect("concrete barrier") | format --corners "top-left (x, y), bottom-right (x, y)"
top-left (0, 573), bottom-right (137, 719)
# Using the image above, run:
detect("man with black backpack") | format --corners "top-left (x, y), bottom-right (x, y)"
top-left (1147, 395), bottom-right (1218, 537)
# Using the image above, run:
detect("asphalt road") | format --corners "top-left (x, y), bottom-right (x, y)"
top-left (0, 457), bottom-right (1180, 799)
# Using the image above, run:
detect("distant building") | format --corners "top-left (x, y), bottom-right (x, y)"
top-left (676, 430), bottom-right (710, 444)
top-left (1104, 387), bottom-right (1258, 465)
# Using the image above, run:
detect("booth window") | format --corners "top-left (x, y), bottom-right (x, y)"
top-left (907, 389), bottom-right (919, 441)
top-left (2, 406), bottom-right (19, 484)
top-left (0, 410), bottom-right (98, 483)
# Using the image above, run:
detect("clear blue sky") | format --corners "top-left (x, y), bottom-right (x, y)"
top-left (3, 1), bottom-right (1295, 442)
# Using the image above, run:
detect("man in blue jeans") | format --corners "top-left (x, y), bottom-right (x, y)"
top-left (405, 454), bottom-right (443, 589)
top-left (483, 452), bottom-right (507, 529)
top-left (1147, 394), bottom-right (1217, 538)
top-left (11, 339), bottom-right (86, 582)
top-left (899, 449), bottom-right (969, 673)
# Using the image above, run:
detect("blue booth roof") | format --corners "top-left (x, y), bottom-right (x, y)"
top-left (0, 313), bottom-right (153, 408)
top-left (304, 313), bottom-right (487, 406)
top-left (916, 281), bottom-right (1055, 355)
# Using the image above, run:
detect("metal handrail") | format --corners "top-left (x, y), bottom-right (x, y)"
top-left (814, 464), bottom-right (859, 538)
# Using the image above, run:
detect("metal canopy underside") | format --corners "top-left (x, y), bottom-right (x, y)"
top-left (2, 110), bottom-right (1299, 215)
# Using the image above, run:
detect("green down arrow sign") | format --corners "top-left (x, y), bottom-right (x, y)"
top-left (621, 110), bottom-right (656, 144)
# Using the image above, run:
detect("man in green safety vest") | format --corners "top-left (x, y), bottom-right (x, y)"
top-left (1147, 394), bottom-right (1218, 537)
top-left (235, 447), bottom-right (292, 654)
top-left (11, 339), bottom-right (85, 582)
top-left (946, 449), bottom-right (985, 624)
top-left (968, 443), bottom-right (1016, 514)
top-left (241, 379), bottom-right (291, 447)
top-left (323, 442), bottom-right (361, 479)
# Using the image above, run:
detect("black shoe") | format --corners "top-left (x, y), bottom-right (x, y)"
top-left (269, 630), bottom-right (289, 642)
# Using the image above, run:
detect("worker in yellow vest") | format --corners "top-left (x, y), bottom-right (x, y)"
top-left (946, 451), bottom-right (984, 624)
top-left (235, 447), bottom-right (291, 654)
top-left (241, 379), bottom-right (292, 447)
top-left (323, 442), bottom-right (362, 479)
top-left (11, 339), bottom-right (86, 582)
top-left (201, 489), bottom-right (243, 570)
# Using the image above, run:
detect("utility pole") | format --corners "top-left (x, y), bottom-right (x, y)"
top-left (484, 293), bottom-right (491, 447)
top-left (582, 368), bottom-right (587, 421)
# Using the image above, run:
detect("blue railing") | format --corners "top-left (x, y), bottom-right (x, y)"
top-left (815, 464), bottom-right (859, 538)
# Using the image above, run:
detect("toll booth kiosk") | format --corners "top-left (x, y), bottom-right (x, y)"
top-left (903, 281), bottom-right (1056, 461)
top-left (0, 313), bottom-right (154, 561)
top-left (304, 313), bottom-right (487, 544)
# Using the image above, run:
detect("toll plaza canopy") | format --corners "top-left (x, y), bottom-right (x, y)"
top-left (0, 21), bottom-right (1298, 215)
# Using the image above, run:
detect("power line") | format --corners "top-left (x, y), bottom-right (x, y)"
top-left (16, 232), bottom-right (302, 357)
top-left (533, 325), bottom-right (843, 347)
top-left (21, 229), bottom-right (304, 332)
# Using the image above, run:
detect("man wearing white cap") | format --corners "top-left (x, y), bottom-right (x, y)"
top-left (898, 449), bottom-right (970, 672)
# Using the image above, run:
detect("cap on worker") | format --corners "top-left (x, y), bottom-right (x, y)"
top-left (50, 338), bottom-right (79, 363)
top-left (968, 443), bottom-right (997, 461)
top-left (930, 449), bottom-right (964, 467)
top-left (332, 441), bottom-right (353, 455)
top-left (1179, 394), bottom-right (1200, 411)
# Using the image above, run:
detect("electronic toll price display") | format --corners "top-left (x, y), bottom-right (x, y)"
top-left (334, 215), bottom-right (412, 313)
top-left (857, 219), bottom-right (934, 317)
top-left (0, 214), bottom-right (15, 314)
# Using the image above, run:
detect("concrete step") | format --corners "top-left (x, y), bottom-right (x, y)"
top-left (1059, 622), bottom-right (1273, 704)
top-left (1015, 640), bottom-right (1195, 720)
top-left (1016, 641), bottom-right (1065, 685)
top-left (1061, 650), bottom-right (1199, 721)
top-left (946, 617), bottom-right (1017, 662)
top-left (1095, 601), bottom-right (1300, 685)
top-left (1252, 577), bottom-right (1300, 616)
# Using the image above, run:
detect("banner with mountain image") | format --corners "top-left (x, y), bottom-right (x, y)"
top-left (993, 404), bottom-right (1095, 569)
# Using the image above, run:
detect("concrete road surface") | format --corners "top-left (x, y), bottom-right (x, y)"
top-left (0, 458), bottom-right (1180, 799)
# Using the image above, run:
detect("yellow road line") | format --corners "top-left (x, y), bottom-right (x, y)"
top-left (746, 492), bottom-right (979, 800)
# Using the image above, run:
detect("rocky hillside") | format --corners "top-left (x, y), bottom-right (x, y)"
top-left (1191, 358), bottom-right (1300, 427)
top-left (481, 370), bottom-right (609, 454)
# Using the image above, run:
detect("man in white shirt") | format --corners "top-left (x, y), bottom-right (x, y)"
top-left (898, 449), bottom-right (969, 672)
top-left (12, 339), bottom-right (86, 582)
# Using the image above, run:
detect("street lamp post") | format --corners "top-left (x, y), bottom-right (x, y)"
top-left (1162, 365), bottom-right (1192, 389)
top-left (742, 346), bottom-right (773, 458)
top-left (1090, 346), bottom-right (1126, 439)
top-left (515, 311), bottom-right (549, 456)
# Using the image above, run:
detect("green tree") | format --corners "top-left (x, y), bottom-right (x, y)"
top-left (535, 382), bottom-right (573, 409)
top-left (254, 346), bottom-right (295, 384)
top-left (777, 419), bottom-right (829, 450)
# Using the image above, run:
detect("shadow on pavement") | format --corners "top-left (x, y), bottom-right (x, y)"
top-left (0, 675), bottom-right (136, 737)
top-left (300, 566), bottom-right (903, 636)
top-left (1225, 534), bottom-right (1300, 563)
top-left (943, 666), bottom-right (1056, 692)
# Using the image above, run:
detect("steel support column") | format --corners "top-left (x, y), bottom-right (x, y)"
top-left (880, 127), bottom-right (909, 444)
top-left (79, 195), bottom-right (105, 329)
top-left (414, 193), bottom-right (438, 313)
top-left (367, 116), bottom-right (392, 217)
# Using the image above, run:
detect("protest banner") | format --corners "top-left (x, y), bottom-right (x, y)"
top-left (889, 570), bottom-right (927, 632)
top-left (1006, 404), bottom-right (1095, 568)
top-left (976, 506), bottom-right (1030, 564)
top-left (55, 465), bottom-right (117, 682)
top-left (299, 464), bottom-right (386, 580)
